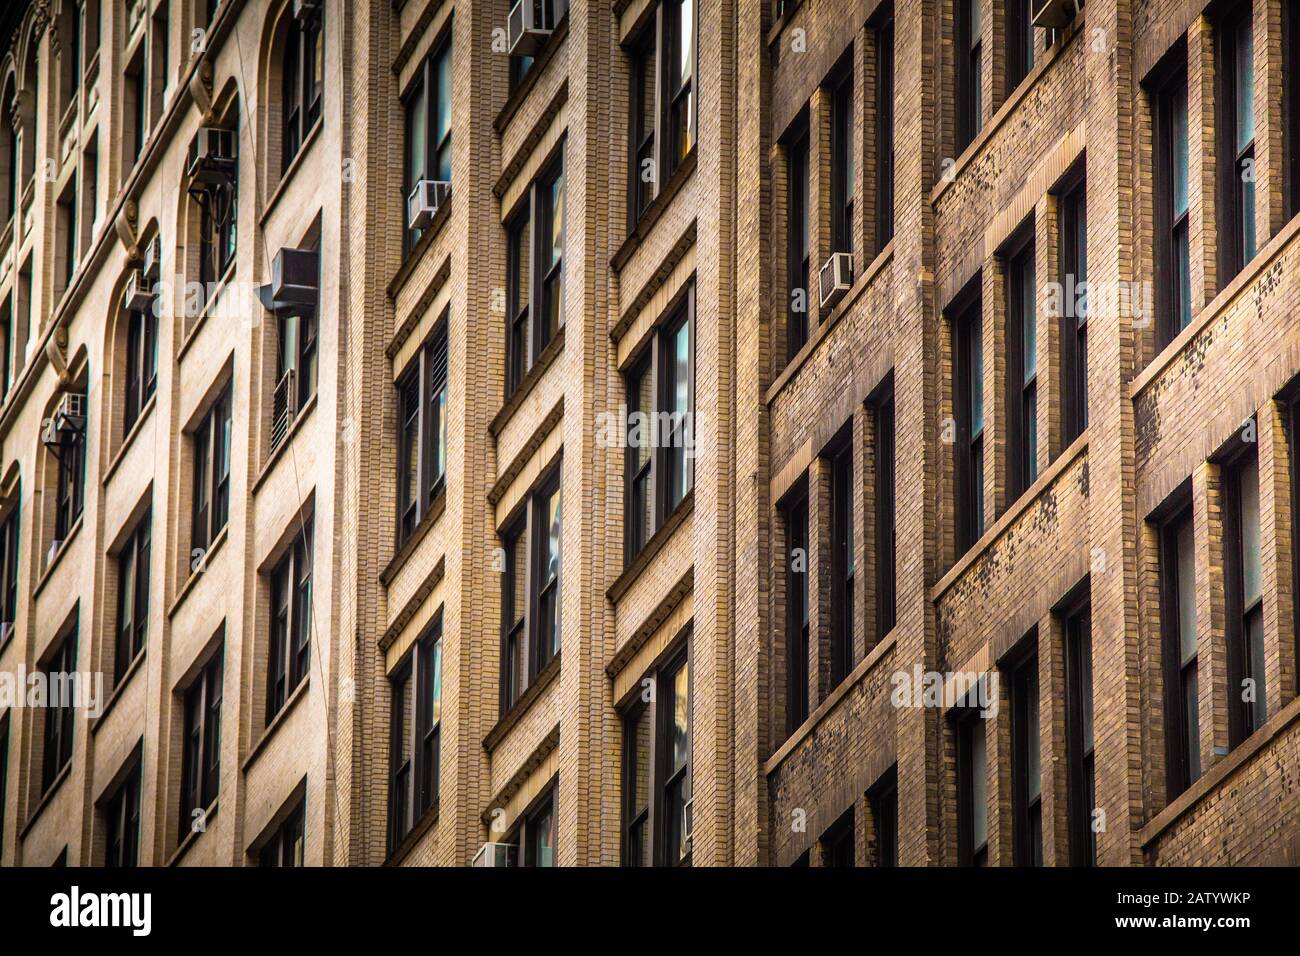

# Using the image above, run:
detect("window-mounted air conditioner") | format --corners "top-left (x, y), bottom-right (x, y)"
top-left (141, 235), bottom-right (162, 280)
top-left (508, 0), bottom-right (556, 57)
top-left (818, 252), bottom-right (854, 312)
top-left (1032, 0), bottom-right (1081, 30)
top-left (407, 180), bottom-right (451, 231)
top-left (41, 392), bottom-right (87, 449)
top-left (293, 0), bottom-right (322, 21)
top-left (122, 268), bottom-right (153, 313)
top-left (271, 247), bottom-right (319, 310)
top-left (472, 842), bottom-right (518, 867)
top-left (186, 127), bottom-right (237, 187)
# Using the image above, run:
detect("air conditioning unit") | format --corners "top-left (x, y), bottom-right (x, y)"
top-left (293, 0), bottom-right (322, 21)
top-left (271, 368), bottom-right (297, 451)
top-left (407, 180), bottom-right (451, 231)
top-left (508, 0), bottom-right (555, 57)
top-left (1032, 0), bottom-right (1080, 29)
top-left (43, 392), bottom-right (87, 448)
top-left (472, 842), bottom-right (518, 867)
top-left (186, 127), bottom-right (237, 187)
top-left (270, 247), bottom-right (319, 312)
top-left (141, 235), bottom-right (162, 279)
top-left (122, 269), bottom-right (153, 313)
top-left (818, 252), bottom-right (854, 312)
top-left (682, 796), bottom-right (693, 856)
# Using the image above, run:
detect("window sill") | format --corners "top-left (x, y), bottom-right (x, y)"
top-left (388, 197), bottom-right (454, 301)
top-left (91, 647), bottom-right (147, 733)
top-left (611, 147), bottom-right (697, 272)
top-left (253, 393), bottom-right (319, 495)
top-left (167, 524), bottom-right (229, 620)
top-left (260, 117), bottom-right (324, 230)
top-left (20, 762), bottom-right (72, 839)
top-left (607, 489), bottom-right (694, 604)
top-left (168, 797), bottom-right (220, 866)
top-left (484, 651), bottom-right (562, 753)
top-left (383, 801), bottom-right (440, 867)
top-left (176, 258), bottom-right (238, 364)
top-left (103, 392), bottom-right (158, 486)
top-left (32, 514), bottom-right (85, 601)
top-left (490, 325), bottom-right (566, 437)
top-left (242, 676), bottom-right (311, 774)
top-left (765, 0), bottom-right (806, 50)
top-left (380, 483), bottom-right (447, 587)
top-left (494, 15), bottom-right (570, 134)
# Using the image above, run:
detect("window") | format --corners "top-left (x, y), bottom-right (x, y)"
top-left (868, 766), bottom-right (898, 867)
top-left (1059, 177), bottom-right (1088, 443)
top-left (57, 180), bottom-right (77, 294)
top-left (125, 45), bottom-right (147, 165)
top-left (0, 714), bottom-right (7, 861)
top-left (621, 642), bottom-right (691, 866)
top-left (275, 251), bottom-right (320, 430)
top-left (873, 380), bottom-right (897, 639)
top-left (387, 619), bottom-right (442, 854)
top-left (104, 755), bottom-right (142, 867)
top-left (664, 0), bottom-right (695, 170)
top-left (786, 124), bottom-right (810, 359)
top-left (0, 499), bottom-right (19, 635)
top-left (1218, 10), bottom-right (1256, 284)
top-left (829, 440), bottom-right (854, 687)
top-left (874, 8), bottom-right (895, 250)
top-left (403, 37), bottom-right (452, 251)
top-left (123, 302), bottom-right (158, 436)
top-left (1007, 239), bottom-right (1037, 498)
top-left (397, 323), bottom-right (448, 543)
top-left (198, 112), bottom-right (239, 289)
top-left (1161, 506), bottom-right (1200, 797)
top-left (506, 152), bottom-right (565, 396)
top-left (1287, 392), bottom-right (1300, 694)
top-left (192, 382), bottom-right (232, 555)
top-left (628, 25), bottom-right (657, 223)
top-left (506, 787), bottom-right (556, 867)
top-left (954, 296), bottom-right (984, 552)
top-left (42, 625), bottom-right (78, 793)
top-left (624, 286), bottom-right (695, 560)
top-left (1010, 647), bottom-right (1042, 866)
top-left (956, 0), bottom-right (983, 152)
top-left (1065, 601), bottom-right (1095, 865)
top-left (181, 642), bottom-right (223, 825)
top-left (785, 484), bottom-right (809, 733)
top-left (54, 390), bottom-right (88, 542)
top-left (115, 510), bottom-right (150, 683)
top-left (1224, 442), bottom-right (1266, 745)
top-left (820, 808), bottom-right (855, 867)
top-left (0, 298), bottom-right (10, 395)
top-left (1007, 0), bottom-right (1035, 91)
top-left (281, 3), bottom-right (323, 173)
top-left (259, 795), bottom-right (305, 866)
top-left (500, 467), bottom-right (562, 712)
top-left (829, 67), bottom-right (854, 255)
top-left (956, 704), bottom-right (988, 866)
top-left (1154, 64), bottom-right (1190, 343)
top-left (267, 518), bottom-right (313, 723)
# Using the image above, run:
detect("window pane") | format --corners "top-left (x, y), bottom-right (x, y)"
top-left (435, 47), bottom-right (451, 148)
top-left (671, 660), bottom-right (690, 771)
top-left (1235, 18), bottom-right (1254, 153)
top-left (970, 315), bottom-right (984, 435)
top-left (1240, 451), bottom-right (1261, 606)
top-left (1176, 516), bottom-right (1197, 665)
top-left (1172, 82), bottom-right (1189, 218)
top-left (1021, 259), bottom-right (1036, 381)
top-left (406, 83), bottom-right (427, 188)
top-left (970, 720), bottom-right (987, 849)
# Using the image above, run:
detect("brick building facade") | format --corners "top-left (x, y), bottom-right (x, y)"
top-left (0, 0), bottom-right (1295, 868)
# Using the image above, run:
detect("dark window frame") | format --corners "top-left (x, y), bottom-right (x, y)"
top-left (873, 376), bottom-right (897, 640)
top-left (1005, 232), bottom-right (1038, 500)
top-left (955, 0), bottom-right (983, 152)
top-left (1153, 59), bottom-right (1191, 345)
top-left (396, 319), bottom-right (449, 544)
top-left (1009, 642), bottom-right (1043, 866)
top-left (258, 793), bottom-right (306, 866)
top-left (506, 782), bottom-right (557, 867)
top-left (784, 482), bottom-right (810, 734)
top-left (181, 639), bottom-right (224, 828)
top-left (621, 637), bottom-right (691, 866)
top-left (266, 516), bottom-right (313, 724)
top-left (281, 3), bottom-right (323, 175)
top-left (1007, 0), bottom-right (1035, 92)
top-left (402, 33), bottom-right (453, 253)
top-left (828, 436), bottom-right (854, 688)
top-left (953, 293), bottom-right (984, 553)
top-left (955, 701), bottom-right (988, 867)
top-left (387, 617), bottom-right (443, 855)
top-left (785, 118), bottom-right (810, 360)
top-left (1159, 501), bottom-right (1200, 801)
top-left (868, 765), bottom-right (898, 867)
top-left (1221, 437), bottom-right (1266, 746)
top-left (196, 110), bottom-right (239, 291)
top-left (1216, 8), bottom-right (1256, 285)
top-left (505, 148), bottom-right (565, 397)
top-left (114, 508), bottom-right (151, 683)
top-left (828, 62), bottom-right (854, 256)
top-left (0, 495), bottom-right (20, 633)
top-left (42, 624), bottom-right (78, 794)
top-left (1058, 173), bottom-right (1088, 443)
top-left (874, 5), bottom-right (895, 251)
top-left (53, 391), bottom-right (87, 542)
top-left (103, 752), bottom-right (142, 868)
top-left (191, 381), bottom-right (232, 556)
top-left (820, 807), bottom-right (855, 867)
top-left (499, 463), bottom-right (563, 713)
top-left (1064, 597), bottom-right (1096, 865)
top-left (123, 301), bottom-right (158, 435)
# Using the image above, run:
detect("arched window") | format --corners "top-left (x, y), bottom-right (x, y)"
top-left (281, 4), bottom-right (322, 174)
top-left (1, 76), bottom-right (16, 224)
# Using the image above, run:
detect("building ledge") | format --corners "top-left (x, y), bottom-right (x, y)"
top-left (490, 327), bottom-right (566, 439)
top-left (484, 652), bottom-right (562, 754)
top-left (20, 763), bottom-right (72, 839)
top-left (252, 394), bottom-right (319, 495)
top-left (379, 485), bottom-right (446, 587)
top-left (607, 490), bottom-right (694, 604)
top-left (494, 15), bottom-right (569, 135)
top-left (91, 647), bottom-right (147, 733)
top-left (32, 515), bottom-right (84, 602)
top-left (168, 525), bottom-right (229, 620)
top-left (259, 117), bottom-right (324, 230)
top-left (103, 393), bottom-right (158, 486)
top-left (611, 148), bottom-right (697, 273)
top-left (168, 798), bottom-right (220, 866)
top-left (242, 676), bottom-right (311, 774)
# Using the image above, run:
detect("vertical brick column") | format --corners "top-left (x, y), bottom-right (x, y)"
top-left (982, 254), bottom-right (1008, 522)
top-left (1038, 612), bottom-right (1070, 866)
top-left (1193, 460), bottom-right (1231, 772)
top-left (1086, 0), bottom-right (1146, 866)
top-left (808, 454), bottom-right (833, 706)
top-left (1188, 15), bottom-right (1219, 311)
top-left (1254, 0), bottom-right (1285, 245)
top-left (1258, 401), bottom-right (1297, 715)
top-left (1035, 192), bottom-right (1062, 471)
